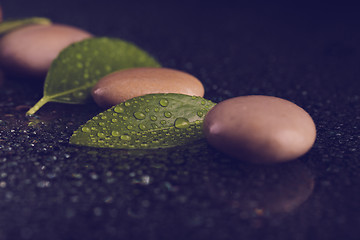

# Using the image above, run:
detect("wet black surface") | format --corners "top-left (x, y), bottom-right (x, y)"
top-left (0, 1), bottom-right (360, 240)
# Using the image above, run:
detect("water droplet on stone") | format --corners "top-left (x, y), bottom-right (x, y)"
top-left (174, 117), bottom-right (190, 129)
top-left (159, 99), bottom-right (169, 107)
top-left (134, 112), bottom-right (146, 120)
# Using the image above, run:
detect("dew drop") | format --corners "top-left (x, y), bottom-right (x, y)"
top-left (197, 111), bottom-right (203, 117)
top-left (121, 135), bottom-right (131, 141)
top-left (112, 131), bottom-right (120, 137)
top-left (97, 133), bottom-right (105, 138)
top-left (139, 123), bottom-right (146, 130)
top-left (164, 112), bottom-right (172, 118)
top-left (99, 122), bottom-right (105, 126)
top-left (174, 117), bottom-right (190, 129)
top-left (114, 106), bottom-right (124, 113)
top-left (201, 100), bottom-right (206, 105)
top-left (150, 116), bottom-right (157, 121)
top-left (125, 102), bottom-right (131, 107)
top-left (159, 99), bottom-right (169, 107)
top-left (160, 120), bottom-right (166, 125)
top-left (127, 125), bottom-right (133, 130)
top-left (134, 112), bottom-right (146, 120)
top-left (145, 108), bottom-right (150, 112)
top-left (123, 116), bottom-right (128, 120)
top-left (82, 127), bottom-right (91, 133)
top-left (154, 107), bottom-right (159, 112)
top-left (112, 119), bottom-right (118, 123)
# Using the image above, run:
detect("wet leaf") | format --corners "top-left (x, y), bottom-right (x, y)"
top-left (0, 17), bottom-right (52, 35)
top-left (70, 93), bottom-right (216, 149)
top-left (26, 37), bottom-right (161, 115)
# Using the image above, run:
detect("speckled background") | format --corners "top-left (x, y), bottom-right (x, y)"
top-left (0, 1), bottom-right (359, 240)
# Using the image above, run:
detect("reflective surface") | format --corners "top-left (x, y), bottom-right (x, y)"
top-left (0, 1), bottom-right (359, 240)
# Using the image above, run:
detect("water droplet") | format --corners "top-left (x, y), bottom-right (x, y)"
top-left (197, 111), bottom-right (203, 117)
top-left (164, 112), bottom-right (172, 118)
top-left (125, 102), bottom-right (131, 107)
top-left (99, 122), bottom-right (105, 126)
top-left (121, 135), bottom-right (131, 141)
top-left (154, 107), bottom-right (159, 112)
top-left (145, 108), bottom-right (150, 112)
top-left (160, 120), bottom-right (166, 125)
top-left (127, 125), bottom-right (133, 130)
top-left (84, 73), bottom-right (89, 79)
top-left (77, 62), bottom-right (83, 68)
top-left (134, 112), bottom-right (146, 120)
top-left (93, 117), bottom-right (99, 120)
top-left (98, 133), bottom-right (105, 138)
top-left (76, 53), bottom-right (82, 59)
top-left (112, 119), bottom-right (118, 123)
top-left (174, 117), bottom-right (190, 129)
top-left (150, 116), bottom-right (157, 121)
top-left (114, 106), bottom-right (124, 113)
top-left (123, 116), bottom-right (128, 120)
top-left (82, 127), bottom-right (91, 133)
top-left (159, 99), bottom-right (169, 107)
top-left (192, 96), bottom-right (197, 99)
top-left (201, 100), bottom-right (206, 105)
top-left (112, 131), bottom-right (120, 137)
top-left (139, 123), bottom-right (146, 130)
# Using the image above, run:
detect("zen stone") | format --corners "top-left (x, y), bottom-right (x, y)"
top-left (0, 24), bottom-right (92, 78)
top-left (204, 95), bottom-right (316, 164)
top-left (92, 67), bottom-right (205, 108)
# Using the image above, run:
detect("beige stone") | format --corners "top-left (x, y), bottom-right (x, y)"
top-left (204, 95), bottom-right (316, 164)
top-left (0, 24), bottom-right (92, 78)
top-left (92, 67), bottom-right (205, 108)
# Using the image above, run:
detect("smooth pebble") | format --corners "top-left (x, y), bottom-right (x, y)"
top-left (0, 23), bottom-right (92, 78)
top-left (204, 95), bottom-right (316, 164)
top-left (92, 67), bottom-right (205, 108)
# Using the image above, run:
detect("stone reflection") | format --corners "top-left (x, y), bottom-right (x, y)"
top-left (207, 161), bottom-right (314, 216)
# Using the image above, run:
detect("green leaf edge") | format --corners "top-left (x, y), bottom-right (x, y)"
top-left (0, 17), bottom-right (52, 35)
top-left (26, 37), bottom-right (161, 116)
top-left (69, 93), bottom-right (217, 150)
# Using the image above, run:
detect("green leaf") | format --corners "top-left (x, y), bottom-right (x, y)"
top-left (69, 93), bottom-right (216, 149)
top-left (26, 37), bottom-right (161, 115)
top-left (0, 17), bottom-right (52, 35)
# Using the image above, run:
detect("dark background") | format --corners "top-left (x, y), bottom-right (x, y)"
top-left (0, 1), bottom-right (359, 240)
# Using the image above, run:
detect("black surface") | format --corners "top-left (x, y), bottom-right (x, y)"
top-left (0, 1), bottom-right (359, 240)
